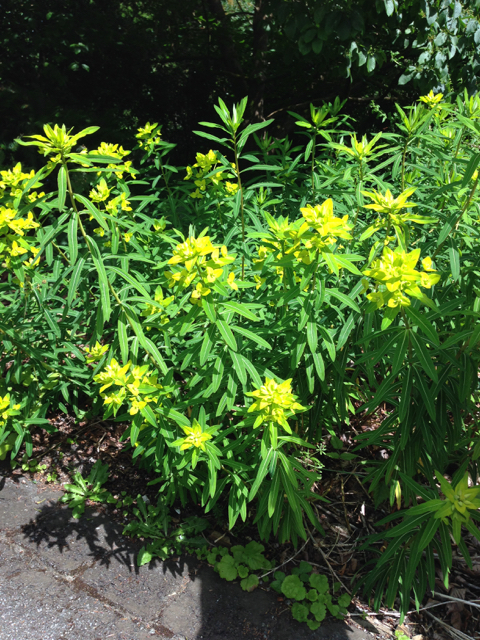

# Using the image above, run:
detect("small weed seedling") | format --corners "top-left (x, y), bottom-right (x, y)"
top-left (205, 542), bottom-right (271, 592)
top-left (60, 459), bottom-right (115, 518)
top-left (123, 495), bottom-right (208, 565)
top-left (271, 561), bottom-right (351, 630)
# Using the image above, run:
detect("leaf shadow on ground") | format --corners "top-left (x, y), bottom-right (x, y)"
top-left (16, 499), bottom-right (367, 640)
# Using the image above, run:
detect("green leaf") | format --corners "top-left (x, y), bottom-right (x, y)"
top-left (57, 165), bottom-right (67, 211)
top-left (240, 574), bottom-right (259, 592)
top-left (328, 288), bottom-right (360, 312)
top-left (307, 321), bottom-right (318, 354)
top-left (229, 349), bottom-right (247, 385)
top-left (220, 301), bottom-right (260, 321)
top-left (217, 554), bottom-right (237, 581)
top-left (447, 238), bottom-right (460, 282)
top-left (118, 311), bottom-right (129, 364)
top-left (200, 325), bottom-right (216, 366)
top-left (106, 266), bottom-right (150, 298)
top-left (216, 319), bottom-right (238, 351)
top-left (67, 212), bottom-right (78, 265)
top-left (67, 257), bottom-right (85, 306)
top-left (281, 575), bottom-right (306, 600)
top-left (87, 236), bottom-right (111, 322)
top-left (231, 325), bottom-right (271, 350)
top-left (137, 546), bottom-right (153, 566)
top-left (410, 333), bottom-right (438, 383)
top-left (75, 194), bottom-right (108, 230)
top-left (404, 308), bottom-right (439, 346)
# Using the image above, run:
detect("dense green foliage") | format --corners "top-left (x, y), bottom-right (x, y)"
top-left (2, 90), bottom-right (480, 618)
top-left (2, 0), bottom-right (480, 161)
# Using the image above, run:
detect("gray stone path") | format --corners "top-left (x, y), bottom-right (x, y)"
top-left (0, 474), bottom-right (378, 640)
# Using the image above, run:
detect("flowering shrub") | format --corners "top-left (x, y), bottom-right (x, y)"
top-left (2, 91), bottom-right (480, 618)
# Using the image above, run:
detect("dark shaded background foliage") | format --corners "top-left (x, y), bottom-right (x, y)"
top-left (1, 0), bottom-right (480, 164)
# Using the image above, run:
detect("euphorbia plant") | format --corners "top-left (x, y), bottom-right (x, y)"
top-left (2, 90), bottom-right (480, 621)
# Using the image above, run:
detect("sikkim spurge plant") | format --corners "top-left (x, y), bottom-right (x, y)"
top-left (2, 91), bottom-right (480, 620)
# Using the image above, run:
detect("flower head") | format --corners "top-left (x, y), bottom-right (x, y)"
top-left (84, 341), bottom-right (109, 364)
top-left (246, 378), bottom-right (306, 432)
top-left (174, 419), bottom-right (212, 451)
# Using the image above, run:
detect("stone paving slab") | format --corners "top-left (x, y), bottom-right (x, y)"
top-left (0, 475), bottom-right (378, 640)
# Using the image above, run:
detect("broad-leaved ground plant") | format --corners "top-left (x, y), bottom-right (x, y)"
top-left (2, 92), bottom-right (480, 618)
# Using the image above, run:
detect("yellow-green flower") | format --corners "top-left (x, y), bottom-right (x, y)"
top-left (363, 247), bottom-right (440, 308)
top-left (174, 419), bottom-right (212, 451)
top-left (89, 178), bottom-right (112, 203)
top-left (168, 236), bottom-right (216, 271)
top-left (362, 187), bottom-right (417, 216)
top-left (84, 341), bottom-right (109, 364)
top-left (246, 378), bottom-right (306, 432)
top-left (0, 394), bottom-right (21, 423)
top-left (94, 358), bottom-right (131, 392)
top-left (300, 198), bottom-right (352, 247)
top-left (433, 470), bottom-right (480, 543)
top-left (419, 90), bottom-right (444, 108)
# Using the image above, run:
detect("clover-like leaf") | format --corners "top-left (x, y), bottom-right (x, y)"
top-left (291, 602), bottom-right (309, 622)
top-left (237, 564), bottom-right (249, 578)
top-left (310, 601), bottom-right (326, 622)
top-left (281, 574), bottom-right (307, 601)
top-left (306, 588), bottom-right (318, 602)
top-left (307, 619), bottom-right (321, 631)
top-left (243, 541), bottom-right (269, 570)
top-left (298, 560), bottom-right (313, 574)
top-left (270, 579), bottom-right (283, 593)
top-left (240, 574), bottom-right (259, 592)
top-left (327, 602), bottom-right (340, 617)
top-left (338, 594), bottom-right (351, 608)
top-left (309, 573), bottom-right (329, 594)
top-left (217, 554), bottom-right (237, 581)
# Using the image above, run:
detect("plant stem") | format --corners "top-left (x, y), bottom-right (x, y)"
top-left (311, 131), bottom-right (316, 199)
top-left (432, 173), bottom-right (479, 259)
top-left (233, 132), bottom-right (245, 279)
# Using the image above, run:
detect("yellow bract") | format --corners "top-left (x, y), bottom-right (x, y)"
top-left (176, 419), bottom-right (212, 451)
top-left (363, 247), bottom-right (440, 308)
top-left (84, 341), bottom-right (110, 363)
top-left (419, 90), bottom-right (444, 108)
top-left (362, 187), bottom-right (417, 216)
top-left (300, 198), bottom-right (352, 248)
top-left (246, 378), bottom-right (306, 433)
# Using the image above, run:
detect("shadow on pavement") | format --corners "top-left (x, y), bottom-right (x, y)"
top-left (1, 475), bottom-right (373, 640)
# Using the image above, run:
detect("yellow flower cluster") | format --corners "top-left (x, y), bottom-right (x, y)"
top-left (140, 286), bottom-right (174, 328)
top-left (165, 235), bottom-right (237, 304)
top-left (251, 199), bottom-right (352, 289)
top-left (299, 198), bottom-right (352, 253)
top-left (84, 341), bottom-right (110, 364)
top-left (172, 419), bottom-right (212, 451)
top-left (363, 247), bottom-right (440, 308)
top-left (419, 90), bottom-right (444, 108)
top-left (0, 163), bottom-right (41, 270)
top-left (93, 359), bottom-right (164, 416)
top-left (91, 142), bottom-right (135, 180)
top-left (246, 377), bottom-right (306, 432)
top-left (135, 122), bottom-right (162, 150)
top-left (0, 394), bottom-right (21, 425)
top-left (184, 150), bottom-right (238, 199)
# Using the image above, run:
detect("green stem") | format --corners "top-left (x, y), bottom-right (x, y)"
top-left (233, 133), bottom-right (245, 280)
top-left (401, 136), bottom-right (411, 191)
top-left (311, 131), bottom-right (317, 199)
top-left (432, 173), bottom-right (479, 259)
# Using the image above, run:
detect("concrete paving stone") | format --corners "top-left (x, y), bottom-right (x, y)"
top-left (0, 475), bottom-right (61, 530)
top-left (0, 474), bottom-right (377, 640)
